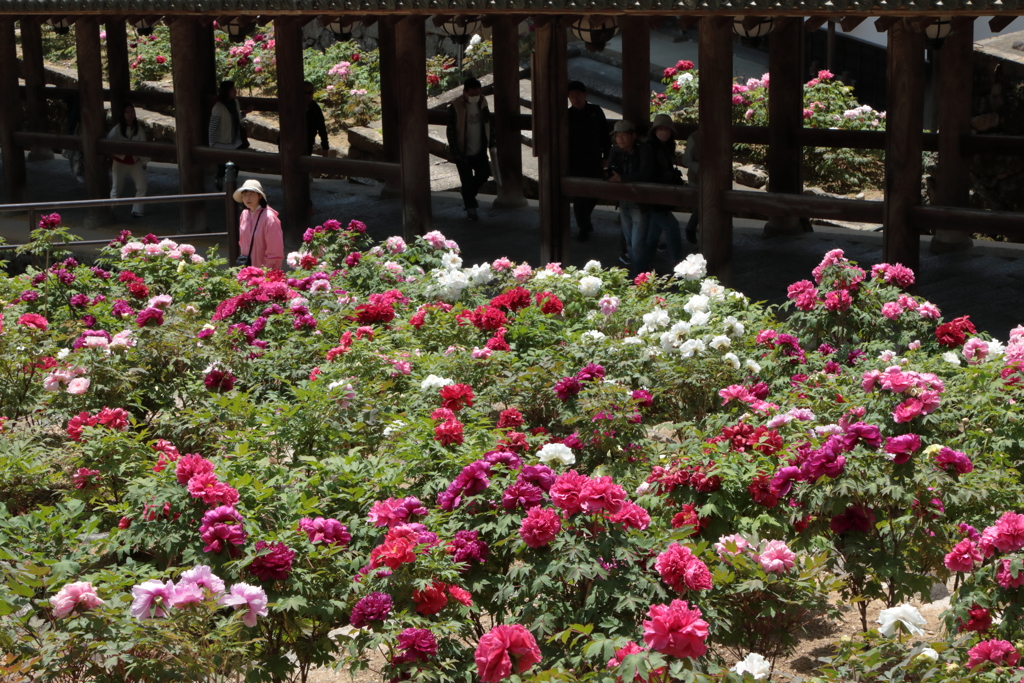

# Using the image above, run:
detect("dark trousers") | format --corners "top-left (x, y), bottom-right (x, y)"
top-left (573, 198), bottom-right (598, 233)
top-left (455, 151), bottom-right (490, 209)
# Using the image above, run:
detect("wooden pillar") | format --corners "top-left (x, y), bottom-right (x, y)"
top-left (0, 18), bottom-right (27, 202)
top-left (106, 20), bottom-right (131, 129)
top-left (378, 19), bottom-right (401, 198)
top-left (698, 17), bottom-right (733, 284)
top-left (170, 19), bottom-right (206, 232)
top-left (620, 17), bottom-right (651, 129)
top-left (76, 18), bottom-right (110, 208)
top-left (275, 17), bottom-right (307, 248)
top-left (534, 18), bottom-right (570, 265)
top-left (932, 20), bottom-right (974, 253)
top-left (491, 17), bottom-right (527, 209)
top-left (766, 17), bottom-right (806, 236)
top-left (21, 18), bottom-right (53, 161)
top-left (883, 20), bottom-right (925, 272)
top-left (196, 23), bottom-right (218, 149)
top-left (395, 16), bottom-right (431, 238)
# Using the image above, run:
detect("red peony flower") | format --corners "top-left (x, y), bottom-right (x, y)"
top-left (550, 470), bottom-right (591, 515)
top-left (248, 541), bottom-right (295, 581)
top-left (960, 604), bottom-right (993, 632)
top-left (579, 476), bottom-right (626, 514)
top-left (17, 313), bottom-right (49, 331)
top-left (434, 419), bottom-right (464, 446)
top-left (475, 624), bottom-right (542, 683)
top-left (440, 383), bottom-right (475, 411)
top-left (535, 292), bottom-right (563, 315)
top-left (448, 584), bottom-right (473, 606)
top-left (412, 580), bottom-right (448, 615)
top-left (497, 408), bottom-right (524, 429)
top-left (519, 506), bottom-right (561, 548)
top-left (655, 543), bottom-right (713, 593)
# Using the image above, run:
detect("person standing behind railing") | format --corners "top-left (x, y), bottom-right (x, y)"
top-left (682, 130), bottom-right (700, 245)
top-left (107, 104), bottom-right (150, 218)
top-left (632, 114), bottom-right (685, 276)
top-left (209, 81), bottom-right (250, 191)
top-left (607, 120), bottom-right (643, 267)
top-left (233, 179), bottom-right (283, 270)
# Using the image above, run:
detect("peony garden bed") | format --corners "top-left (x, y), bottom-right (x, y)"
top-left (1, 215), bottom-right (1023, 683)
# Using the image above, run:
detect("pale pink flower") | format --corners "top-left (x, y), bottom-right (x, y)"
top-left (599, 295), bottom-right (619, 316)
top-left (545, 262), bottom-right (563, 274)
top-left (714, 534), bottom-right (749, 561)
top-left (179, 565), bottom-right (225, 595)
top-left (472, 347), bottom-right (492, 359)
top-left (918, 302), bottom-right (940, 319)
top-left (219, 583), bottom-right (269, 627)
top-left (66, 377), bottom-right (91, 395)
top-left (147, 294), bottom-right (173, 310)
top-left (756, 540), bottom-right (796, 574)
top-left (43, 373), bottom-right (63, 392)
top-left (423, 230), bottom-right (448, 249)
top-left (130, 579), bottom-right (175, 620)
top-left (908, 340), bottom-right (921, 350)
top-left (963, 338), bottom-right (989, 363)
top-left (492, 257), bottom-right (513, 271)
top-left (50, 581), bottom-right (105, 618)
top-left (513, 264), bottom-right (533, 282)
top-left (169, 581), bottom-right (206, 609)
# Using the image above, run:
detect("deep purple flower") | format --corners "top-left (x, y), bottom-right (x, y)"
top-left (293, 314), bottom-right (317, 330)
top-left (396, 628), bottom-right (438, 661)
top-left (205, 368), bottom-right (236, 392)
top-left (455, 461), bottom-right (492, 496)
top-left (553, 376), bottom-right (582, 401)
top-left (69, 293), bottom-right (90, 308)
top-left (111, 299), bottom-right (135, 318)
top-left (350, 592), bottom-right (393, 627)
top-left (19, 290), bottom-right (39, 302)
top-left (576, 363), bottom-right (606, 382)
top-left (450, 530), bottom-right (489, 565)
top-left (518, 465), bottom-right (556, 492)
top-left (842, 422), bottom-right (882, 450)
top-left (248, 541), bottom-right (295, 581)
top-left (91, 266), bottom-right (111, 280)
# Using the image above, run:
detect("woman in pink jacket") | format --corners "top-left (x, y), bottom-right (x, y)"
top-left (233, 179), bottom-right (284, 270)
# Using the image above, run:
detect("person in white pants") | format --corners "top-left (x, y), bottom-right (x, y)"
top-left (107, 104), bottom-right (149, 217)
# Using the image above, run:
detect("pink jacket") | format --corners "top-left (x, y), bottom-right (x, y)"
top-left (239, 206), bottom-right (284, 270)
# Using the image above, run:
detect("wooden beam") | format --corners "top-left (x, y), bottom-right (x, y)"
top-left (395, 16), bottom-right (432, 238)
top-left (805, 17), bottom-right (828, 32)
top-left (883, 19), bottom-right (925, 272)
top-left (989, 16), bottom-right (1015, 33)
top-left (839, 16), bottom-right (865, 32)
top-left (698, 16), bottom-right (733, 283)
top-left (20, 18), bottom-right (52, 161)
top-left (648, 17), bottom-right (667, 29)
top-left (875, 17), bottom-right (899, 32)
top-left (76, 18), bottom-right (110, 210)
top-left (0, 18), bottom-right (26, 203)
top-left (562, 177), bottom-right (698, 208)
top-left (377, 19), bottom-right (400, 197)
top-left (932, 17), bottom-right (974, 252)
top-left (912, 205), bottom-right (1024, 240)
top-left (534, 18), bottom-right (570, 265)
top-left (723, 190), bottom-right (884, 223)
top-left (297, 155), bottom-right (401, 183)
top-left (678, 16), bottom-right (700, 32)
top-left (962, 134), bottom-right (1024, 156)
top-left (491, 17), bottom-right (527, 209)
top-left (106, 20), bottom-right (131, 130)
top-left (766, 17), bottom-right (806, 235)
top-left (170, 19), bottom-right (206, 231)
top-left (620, 16), bottom-right (651, 128)
top-left (274, 17), bottom-right (307, 248)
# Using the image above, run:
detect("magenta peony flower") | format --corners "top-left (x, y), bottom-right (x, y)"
top-left (579, 476), bottom-right (627, 515)
top-left (449, 529), bottom-right (489, 565)
top-left (475, 624), bottom-right (543, 682)
top-left (130, 579), bottom-right (175, 620)
top-left (219, 582), bottom-right (269, 627)
top-left (204, 368), bottom-right (236, 392)
top-left (135, 307), bottom-right (164, 328)
top-left (249, 541), bottom-right (295, 581)
top-left (944, 538), bottom-right (982, 573)
top-left (350, 591), bottom-right (393, 627)
top-left (609, 501), bottom-right (651, 530)
top-left (519, 507), bottom-right (562, 548)
top-left (553, 376), bottom-right (583, 401)
top-left (656, 543), bottom-right (713, 593)
top-left (642, 600), bottom-right (709, 659)
top-left (967, 640), bottom-right (1019, 670)
top-left (502, 482), bottom-right (544, 511)
top-left (199, 505), bottom-right (248, 554)
top-left (991, 512), bottom-right (1024, 553)
top-left (299, 517), bottom-right (351, 545)
top-left (933, 447), bottom-right (973, 475)
top-left (187, 472), bottom-right (240, 507)
top-left (49, 581), bottom-right (105, 618)
top-left (884, 434), bottom-right (921, 464)
top-left (997, 559), bottom-right (1024, 588)
top-left (397, 627), bottom-right (438, 661)
top-left (72, 467), bottom-right (101, 489)
top-left (517, 464), bottom-right (556, 492)
top-left (757, 540), bottom-right (797, 574)
top-left (550, 470), bottom-right (591, 515)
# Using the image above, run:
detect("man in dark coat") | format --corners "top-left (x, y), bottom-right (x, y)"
top-left (567, 81), bottom-right (609, 242)
top-left (304, 81), bottom-right (330, 214)
top-left (446, 77), bottom-right (495, 221)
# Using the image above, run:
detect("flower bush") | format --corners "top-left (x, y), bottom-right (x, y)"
top-left (1, 215), bottom-right (1024, 682)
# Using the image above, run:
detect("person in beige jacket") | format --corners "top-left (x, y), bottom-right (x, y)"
top-left (208, 81), bottom-right (249, 190)
top-left (446, 78), bottom-right (495, 221)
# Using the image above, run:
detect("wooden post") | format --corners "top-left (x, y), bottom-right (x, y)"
top-left (534, 18), bottom-right (570, 265)
top-left (76, 18), bottom-right (110, 211)
top-left (197, 22), bottom-right (219, 154)
top-left (274, 17), bottom-right (307, 248)
top-left (0, 18), bottom-right (27, 202)
top-left (106, 20), bottom-right (131, 130)
top-left (225, 162), bottom-right (240, 265)
top-left (490, 17), bottom-right (527, 209)
top-left (620, 17), bottom-right (651, 129)
top-left (698, 17), bottom-right (733, 283)
top-left (766, 17), bottom-right (806, 236)
top-left (170, 19), bottom-right (206, 232)
top-left (395, 16), bottom-right (431, 239)
top-left (883, 20), bottom-right (925, 272)
top-left (932, 20), bottom-right (974, 253)
top-left (378, 19), bottom-right (401, 198)
top-left (21, 18), bottom-right (53, 161)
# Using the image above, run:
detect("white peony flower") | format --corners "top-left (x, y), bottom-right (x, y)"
top-left (942, 351), bottom-right (962, 366)
top-left (639, 307), bottom-right (670, 335)
top-left (679, 338), bottom-right (706, 358)
top-left (745, 359), bottom-right (761, 373)
top-left (635, 481), bottom-right (651, 495)
top-left (724, 315), bottom-right (745, 337)
top-left (440, 251), bottom-right (463, 270)
top-left (917, 647), bottom-right (939, 661)
top-left (429, 268), bottom-right (470, 301)
top-left (660, 330), bottom-right (683, 352)
top-left (723, 352), bottom-right (741, 369)
top-left (582, 330), bottom-right (607, 342)
top-left (709, 335), bottom-right (731, 351)
top-left (700, 279), bottom-right (726, 301)
top-left (583, 259), bottom-right (602, 272)
top-left (644, 346), bottom-right (661, 359)
top-left (673, 253), bottom-right (707, 280)
top-left (689, 310), bottom-right (711, 326)
top-left (988, 339), bottom-right (1006, 357)
top-left (382, 420), bottom-right (406, 437)
top-left (420, 375), bottom-right (455, 391)
top-left (468, 263), bottom-right (493, 286)
top-left (56, 348), bottom-right (71, 360)
top-left (731, 653), bottom-right (771, 680)
top-left (537, 443), bottom-right (576, 466)
top-left (579, 275), bottom-right (603, 297)
top-left (684, 294), bottom-right (710, 315)
top-left (677, 72), bottom-right (694, 84)
top-left (877, 604), bottom-right (926, 637)
top-left (622, 337), bottom-right (643, 345)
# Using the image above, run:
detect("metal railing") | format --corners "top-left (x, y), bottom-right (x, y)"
top-left (0, 163), bottom-right (241, 262)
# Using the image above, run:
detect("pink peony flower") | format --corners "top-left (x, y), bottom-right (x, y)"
top-left (299, 517), bottom-right (351, 545)
top-left (944, 538), bottom-right (982, 573)
top-left (550, 470), bottom-right (591, 515)
top-left (991, 512), bottom-right (1024, 553)
top-left (397, 627), bottom-right (438, 661)
top-left (881, 302), bottom-right (903, 320)
top-left (714, 534), bottom-right (750, 560)
top-left (579, 476), bottom-right (626, 514)
top-left (49, 581), bottom-right (105, 618)
top-left (933, 447), bottom-right (973, 475)
top-left (609, 501), bottom-right (651, 530)
top-left (642, 600), bottom-right (709, 659)
top-left (519, 506), bottom-right (561, 548)
top-left (199, 505), bottom-right (247, 554)
top-left (756, 540), bottom-right (796, 574)
top-left (179, 565), bottom-right (225, 595)
top-left (130, 579), bottom-right (175, 620)
top-left (17, 313), bottom-right (48, 331)
top-left (219, 582), bottom-right (268, 627)
top-left (997, 559), bottom-right (1024, 588)
top-left (656, 543), bottom-right (713, 593)
top-left (884, 434), bottom-right (921, 464)
top-left (66, 377), bottom-right (91, 395)
top-left (187, 472), bottom-right (240, 507)
top-left (475, 624), bottom-right (543, 682)
top-left (967, 640), bottom-right (1019, 670)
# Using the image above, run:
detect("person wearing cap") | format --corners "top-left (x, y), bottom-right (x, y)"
top-left (446, 77), bottom-right (495, 221)
top-left (633, 114), bottom-right (685, 276)
top-left (233, 179), bottom-right (284, 270)
top-left (607, 120), bottom-right (643, 266)
top-left (567, 81), bottom-right (610, 242)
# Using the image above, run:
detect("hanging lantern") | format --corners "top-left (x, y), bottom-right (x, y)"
top-left (132, 17), bottom-right (159, 36)
top-left (46, 18), bottom-right (71, 35)
top-left (436, 16), bottom-right (482, 46)
top-left (326, 18), bottom-right (359, 41)
top-left (226, 18), bottom-right (255, 43)
top-left (924, 16), bottom-right (953, 49)
top-left (569, 16), bottom-right (619, 52)
top-left (732, 16), bottom-right (774, 47)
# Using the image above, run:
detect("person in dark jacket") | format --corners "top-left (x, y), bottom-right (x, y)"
top-left (567, 81), bottom-right (610, 242)
top-left (304, 81), bottom-right (330, 214)
top-left (607, 120), bottom-right (643, 266)
top-left (446, 77), bottom-right (495, 221)
top-left (632, 114), bottom-right (685, 276)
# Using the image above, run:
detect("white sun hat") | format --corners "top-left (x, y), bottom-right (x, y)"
top-left (233, 178), bottom-right (267, 203)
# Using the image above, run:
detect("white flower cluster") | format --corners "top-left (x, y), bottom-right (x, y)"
top-left (537, 442), bottom-right (575, 466)
top-left (121, 239), bottom-right (204, 263)
top-left (420, 374), bottom-right (454, 391)
top-left (578, 275), bottom-right (603, 298)
top-left (633, 293), bottom-right (756, 370)
top-left (427, 253), bottom-right (494, 301)
top-left (673, 253), bottom-right (707, 280)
